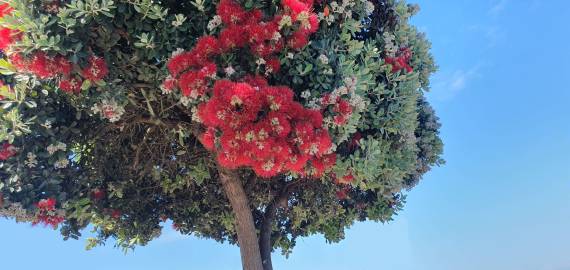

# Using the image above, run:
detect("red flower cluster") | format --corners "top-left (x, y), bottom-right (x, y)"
top-left (163, 0), bottom-right (332, 178)
top-left (164, 0), bottom-right (320, 97)
top-left (10, 52), bottom-right (72, 79)
top-left (0, 142), bottom-right (16, 160)
top-left (0, 3), bottom-right (20, 51)
top-left (385, 48), bottom-right (414, 73)
top-left (33, 198), bottom-right (64, 228)
top-left (9, 52), bottom-right (108, 94)
top-left (198, 79), bottom-right (335, 178)
top-left (321, 93), bottom-right (353, 125)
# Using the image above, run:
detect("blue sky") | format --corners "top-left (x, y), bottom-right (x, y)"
top-left (1, 0), bottom-right (569, 269)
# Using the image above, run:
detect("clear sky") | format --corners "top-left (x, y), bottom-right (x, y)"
top-left (1, 0), bottom-right (569, 269)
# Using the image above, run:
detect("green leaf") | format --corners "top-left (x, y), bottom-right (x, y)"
top-left (81, 79), bottom-right (92, 90)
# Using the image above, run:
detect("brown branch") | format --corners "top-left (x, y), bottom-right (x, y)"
top-left (259, 178), bottom-right (309, 270)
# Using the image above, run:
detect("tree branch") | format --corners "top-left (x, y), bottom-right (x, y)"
top-left (259, 178), bottom-right (308, 270)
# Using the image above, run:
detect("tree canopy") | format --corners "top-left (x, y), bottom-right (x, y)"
top-left (0, 0), bottom-right (443, 269)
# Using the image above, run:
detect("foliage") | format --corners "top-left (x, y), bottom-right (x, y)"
top-left (0, 0), bottom-right (443, 259)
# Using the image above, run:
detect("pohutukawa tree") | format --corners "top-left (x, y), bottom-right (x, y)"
top-left (0, 0), bottom-right (443, 269)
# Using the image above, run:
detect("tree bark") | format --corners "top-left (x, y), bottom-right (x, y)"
top-left (219, 168), bottom-right (264, 270)
top-left (260, 201), bottom-right (278, 270)
top-left (259, 179), bottom-right (307, 270)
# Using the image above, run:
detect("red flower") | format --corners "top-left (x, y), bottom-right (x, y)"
top-left (0, 142), bottom-right (17, 160)
top-left (161, 76), bottom-right (177, 93)
top-left (200, 128), bottom-right (217, 150)
top-left (253, 158), bottom-right (281, 178)
top-left (167, 51), bottom-right (198, 77)
top-left (0, 4), bottom-right (14, 18)
top-left (333, 115), bottom-right (347, 125)
top-left (33, 215), bottom-right (64, 228)
top-left (287, 31), bottom-right (309, 50)
top-left (8, 53), bottom-right (28, 71)
top-left (82, 56), bottom-right (108, 82)
top-left (111, 209), bottom-right (121, 219)
top-left (58, 77), bottom-right (82, 94)
top-left (309, 154), bottom-right (335, 177)
top-left (286, 153), bottom-right (310, 172)
top-left (336, 188), bottom-right (349, 200)
top-left (37, 198), bottom-right (57, 211)
top-left (337, 172), bottom-right (355, 185)
top-left (219, 26), bottom-right (248, 51)
top-left (385, 48), bottom-right (414, 73)
top-left (193, 35), bottom-right (220, 58)
top-left (179, 70), bottom-right (207, 97)
top-left (335, 100), bottom-right (352, 115)
top-left (55, 56), bottom-right (72, 76)
top-left (282, 0), bottom-right (310, 17)
top-left (217, 0), bottom-right (247, 25)
top-left (0, 28), bottom-right (17, 51)
top-left (91, 189), bottom-right (106, 200)
top-left (243, 75), bottom-right (269, 88)
top-left (34, 198), bottom-right (64, 228)
top-left (300, 13), bottom-right (319, 34)
top-left (29, 52), bottom-right (58, 79)
top-left (266, 57), bottom-right (281, 73)
top-left (0, 6), bottom-right (18, 49)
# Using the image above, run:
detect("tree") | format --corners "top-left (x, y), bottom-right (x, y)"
top-left (0, 0), bottom-right (443, 269)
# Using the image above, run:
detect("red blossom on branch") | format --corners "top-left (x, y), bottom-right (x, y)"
top-left (162, 0), bottom-right (330, 178)
top-left (0, 142), bottom-right (17, 160)
top-left (197, 80), bottom-right (334, 178)
top-left (385, 47), bottom-right (414, 73)
top-left (33, 198), bottom-right (64, 228)
top-left (37, 198), bottom-right (56, 210)
top-left (0, 4), bottom-right (14, 17)
top-left (29, 52), bottom-right (59, 79)
top-left (0, 3), bottom-right (18, 51)
top-left (0, 28), bottom-right (18, 50)
top-left (82, 56), bottom-right (109, 82)
top-left (58, 77), bottom-right (83, 94)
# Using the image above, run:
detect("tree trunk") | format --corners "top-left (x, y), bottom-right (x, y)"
top-left (260, 202), bottom-right (277, 270)
top-left (259, 179), bottom-right (306, 270)
top-left (219, 168), bottom-right (264, 270)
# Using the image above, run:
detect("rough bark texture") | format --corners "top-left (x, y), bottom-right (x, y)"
top-left (219, 168), bottom-right (264, 270)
